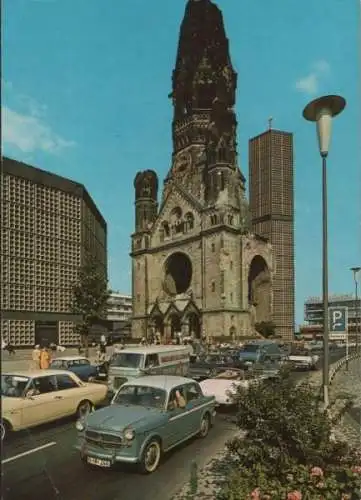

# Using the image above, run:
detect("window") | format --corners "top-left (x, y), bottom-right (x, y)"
top-left (185, 383), bottom-right (202, 401)
top-left (168, 386), bottom-right (187, 410)
top-left (32, 376), bottom-right (57, 394)
top-left (211, 243), bottom-right (215, 252)
top-left (230, 261), bottom-right (233, 270)
top-left (50, 360), bottom-right (66, 369)
top-left (56, 374), bottom-right (79, 390)
top-left (230, 292), bottom-right (233, 302)
top-left (145, 354), bottom-right (159, 368)
top-left (211, 281), bottom-right (215, 292)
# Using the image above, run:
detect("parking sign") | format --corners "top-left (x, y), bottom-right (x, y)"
top-left (329, 306), bottom-right (348, 335)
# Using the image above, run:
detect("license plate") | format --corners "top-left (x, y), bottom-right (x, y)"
top-left (87, 456), bottom-right (111, 467)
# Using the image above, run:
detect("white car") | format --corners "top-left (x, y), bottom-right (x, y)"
top-left (200, 369), bottom-right (255, 405)
top-left (287, 352), bottom-right (319, 370)
top-left (1, 369), bottom-right (108, 441)
top-left (200, 368), bottom-right (280, 405)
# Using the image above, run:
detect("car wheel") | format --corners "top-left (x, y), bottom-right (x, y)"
top-left (198, 414), bottom-right (210, 438)
top-left (77, 400), bottom-right (93, 419)
top-left (1, 419), bottom-right (11, 442)
top-left (139, 439), bottom-right (162, 474)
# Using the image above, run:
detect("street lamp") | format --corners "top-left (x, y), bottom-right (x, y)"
top-left (350, 267), bottom-right (361, 350)
top-left (303, 95), bottom-right (346, 407)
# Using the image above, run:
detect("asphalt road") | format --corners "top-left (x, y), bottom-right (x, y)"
top-left (1, 348), bottom-right (348, 500)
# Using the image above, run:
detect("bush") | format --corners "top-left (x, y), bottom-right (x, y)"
top-left (218, 369), bottom-right (361, 499)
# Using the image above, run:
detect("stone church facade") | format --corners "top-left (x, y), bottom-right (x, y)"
top-left (131, 0), bottom-right (273, 341)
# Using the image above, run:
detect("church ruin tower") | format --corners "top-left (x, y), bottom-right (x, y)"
top-left (165, 0), bottom-right (248, 218)
top-left (130, 0), bottom-right (274, 342)
top-left (134, 170), bottom-right (158, 233)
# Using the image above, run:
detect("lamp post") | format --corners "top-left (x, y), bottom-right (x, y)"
top-left (350, 267), bottom-right (361, 350)
top-left (303, 95), bottom-right (346, 407)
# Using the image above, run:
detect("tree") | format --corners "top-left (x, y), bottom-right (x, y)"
top-left (71, 256), bottom-right (110, 357)
top-left (255, 320), bottom-right (276, 338)
top-left (217, 369), bottom-right (361, 499)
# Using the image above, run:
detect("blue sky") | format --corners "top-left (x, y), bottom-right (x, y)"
top-left (3, 0), bottom-right (360, 326)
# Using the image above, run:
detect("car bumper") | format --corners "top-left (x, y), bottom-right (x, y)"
top-left (76, 440), bottom-right (139, 465)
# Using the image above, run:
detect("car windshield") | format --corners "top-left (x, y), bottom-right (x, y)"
top-left (109, 353), bottom-right (143, 369)
top-left (240, 344), bottom-right (259, 353)
top-left (113, 385), bottom-right (166, 409)
top-left (1, 375), bottom-right (30, 397)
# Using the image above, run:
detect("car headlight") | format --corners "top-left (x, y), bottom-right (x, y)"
top-left (75, 420), bottom-right (85, 432)
top-left (124, 428), bottom-right (135, 441)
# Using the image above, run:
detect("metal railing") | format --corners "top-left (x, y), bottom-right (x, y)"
top-left (329, 351), bottom-right (361, 385)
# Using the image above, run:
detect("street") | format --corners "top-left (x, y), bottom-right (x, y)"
top-left (1, 348), bottom-right (348, 500)
top-left (2, 412), bottom-right (237, 500)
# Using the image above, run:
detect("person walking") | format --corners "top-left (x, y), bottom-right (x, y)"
top-left (30, 345), bottom-right (41, 370)
top-left (39, 347), bottom-right (51, 370)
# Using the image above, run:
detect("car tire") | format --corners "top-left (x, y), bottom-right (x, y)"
top-left (76, 400), bottom-right (93, 419)
top-left (198, 413), bottom-right (210, 438)
top-left (1, 419), bottom-right (11, 442)
top-left (138, 438), bottom-right (162, 474)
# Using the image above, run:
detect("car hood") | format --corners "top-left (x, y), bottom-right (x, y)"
top-left (85, 404), bottom-right (163, 432)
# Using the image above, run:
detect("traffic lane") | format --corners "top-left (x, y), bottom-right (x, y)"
top-left (2, 413), bottom-right (237, 500)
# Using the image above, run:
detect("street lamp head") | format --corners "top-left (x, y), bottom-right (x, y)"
top-left (302, 95), bottom-right (346, 157)
top-left (351, 266), bottom-right (361, 275)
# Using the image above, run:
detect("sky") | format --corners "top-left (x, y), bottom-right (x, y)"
top-left (2, 0), bottom-right (360, 327)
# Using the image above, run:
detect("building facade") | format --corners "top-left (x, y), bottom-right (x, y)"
top-left (0, 157), bottom-right (107, 346)
top-left (300, 294), bottom-right (361, 340)
top-left (106, 292), bottom-right (132, 337)
top-left (249, 128), bottom-right (295, 340)
top-left (130, 0), bottom-right (274, 341)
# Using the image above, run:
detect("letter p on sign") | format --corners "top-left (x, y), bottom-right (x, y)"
top-left (329, 307), bottom-right (347, 333)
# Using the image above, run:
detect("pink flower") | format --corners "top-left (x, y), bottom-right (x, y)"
top-left (287, 492), bottom-right (302, 500)
top-left (310, 466), bottom-right (324, 477)
top-left (250, 488), bottom-right (261, 500)
top-left (351, 466), bottom-right (361, 474)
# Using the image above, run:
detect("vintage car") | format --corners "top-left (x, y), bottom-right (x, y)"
top-left (200, 367), bottom-right (280, 406)
top-left (1, 370), bottom-right (107, 441)
top-left (75, 375), bottom-right (216, 474)
top-left (49, 356), bottom-right (106, 382)
top-left (188, 352), bottom-right (244, 381)
top-left (287, 349), bottom-right (320, 371)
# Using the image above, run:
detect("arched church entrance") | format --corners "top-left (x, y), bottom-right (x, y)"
top-left (188, 312), bottom-right (201, 339)
top-left (153, 316), bottom-right (164, 336)
top-left (248, 255), bottom-right (271, 325)
top-left (170, 314), bottom-right (182, 338)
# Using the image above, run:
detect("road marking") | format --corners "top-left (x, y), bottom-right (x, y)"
top-left (2, 441), bottom-right (57, 464)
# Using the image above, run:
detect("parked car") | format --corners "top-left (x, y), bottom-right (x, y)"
top-left (200, 367), bottom-right (280, 406)
top-left (49, 356), bottom-right (102, 382)
top-left (188, 352), bottom-right (244, 381)
top-left (287, 349), bottom-right (319, 371)
top-left (1, 370), bottom-right (107, 441)
top-left (75, 375), bottom-right (216, 473)
top-left (238, 340), bottom-right (286, 367)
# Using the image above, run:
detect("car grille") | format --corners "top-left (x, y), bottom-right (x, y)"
top-left (113, 377), bottom-right (127, 389)
top-left (85, 430), bottom-right (122, 449)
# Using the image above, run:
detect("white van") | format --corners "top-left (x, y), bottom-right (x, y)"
top-left (107, 345), bottom-right (191, 395)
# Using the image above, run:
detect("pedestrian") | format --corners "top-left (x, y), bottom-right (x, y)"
top-left (39, 347), bottom-right (51, 370)
top-left (5, 342), bottom-right (16, 356)
top-left (30, 345), bottom-right (41, 370)
top-left (100, 333), bottom-right (106, 346)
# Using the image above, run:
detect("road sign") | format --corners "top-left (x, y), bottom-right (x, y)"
top-left (329, 306), bottom-right (348, 336)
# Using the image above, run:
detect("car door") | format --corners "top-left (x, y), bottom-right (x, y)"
top-left (164, 386), bottom-right (188, 447)
top-left (184, 382), bottom-right (204, 434)
top-left (53, 373), bottom-right (84, 417)
top-left (22, 375), bottom-right (61, 427)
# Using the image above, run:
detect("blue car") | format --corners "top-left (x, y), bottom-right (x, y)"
top-left (49, 356), bottom-right (100, 382)
top-left (75, 375), bottom-right (216, 473)
top-left (238, 340), bottom-right (286, 367)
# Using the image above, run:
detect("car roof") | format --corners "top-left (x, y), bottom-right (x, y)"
top-left (119, 346), bottom-right (190, 355)
top-left (123, 375), bottom-right (195, 391)
top-left (2, 369), bottom-right (78, 378)
top-left (51, 356), bottom-right (89, 361)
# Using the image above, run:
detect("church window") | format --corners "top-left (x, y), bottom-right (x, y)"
top-left (211, 243), bottom-right (215, 252)
top-left (211, 281), bottom-right (215, 292)
top-left (230, 261), bottom-right (233, 270)
top-left (210, 214), bottom-right (217, 225)
top-left (184, 212), bottom-right (194, 231)
top-left (228, 215), bottom-right (233, 225)
top-left (137, 262), bottom-right (140, 270)
top-left (137, 294), bottom-right (140, 303)
top-left (162, 221), bottom-right (170, 237)
top-left (219, 172), bottom-right (225, 190)
top-left (230, 292), bottom-right (233, 302)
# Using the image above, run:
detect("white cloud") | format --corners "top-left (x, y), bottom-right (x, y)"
top-left (294, 59), bottom-right (331, 96)
top-left (2, 107), bottom-right (75, 154)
